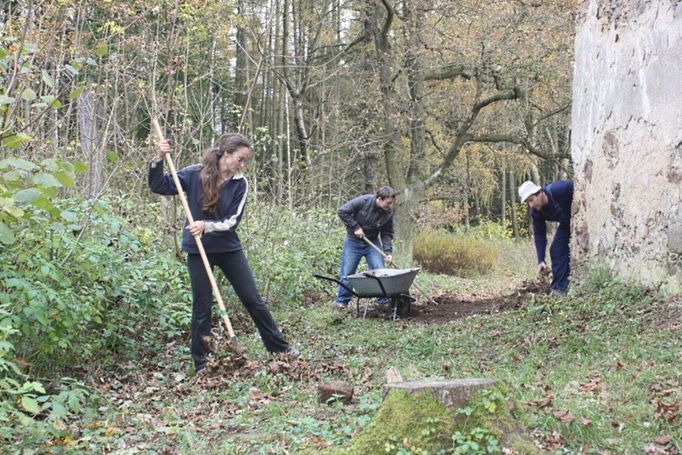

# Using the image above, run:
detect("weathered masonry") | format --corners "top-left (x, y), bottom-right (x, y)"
top-left (571, 1), bottom-right (682, 291)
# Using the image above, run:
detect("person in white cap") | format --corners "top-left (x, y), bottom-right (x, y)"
top-left (518, 180), bottom-right (574, 293)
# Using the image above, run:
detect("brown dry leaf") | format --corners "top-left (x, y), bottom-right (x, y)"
top-left (659, 388), bottom-right (681, 397)
top-left (553, 409), bottom-right (576, 424)
top-left (579, 372), bottom-right (607, 394)
top-left (655, 435), bottom-right (671, 445)
top-left (653, 399), bottom-right (679, 423)
top-left (612, 358), bottom-right (626, 369)
top-left (527, 386), bottom-right (554, 409)
top-left (359, 363), bottom-right (374, 385)
top-left (581, 417), bottom-right (592, 426)
top-left (268, 359), bottom-right (288, 374)
top-left (531, 429), bottom-right (565, 451)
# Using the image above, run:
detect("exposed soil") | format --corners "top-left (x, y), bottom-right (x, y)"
top-left (354, 279), bottom-right (551, 323)
top-left (409, 279), bottom-right (550, 323)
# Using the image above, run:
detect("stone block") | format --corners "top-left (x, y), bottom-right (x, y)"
top-left (318, 380), bottom-right (353, 405)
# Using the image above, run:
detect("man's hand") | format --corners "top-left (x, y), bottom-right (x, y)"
top-left (385, 254), bottom-right (393, 264)
top-left (354, 227), bottom-right (364, 238)
top-left (186, 220), bottom-right (206, 237)
top-left (537, 262), bottom-right (549, 276)
top-left (156, 139), bottom-right (171, 162)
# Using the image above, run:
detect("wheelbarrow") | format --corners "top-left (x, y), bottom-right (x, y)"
top-left (313, 268), bottom-right (420, 320)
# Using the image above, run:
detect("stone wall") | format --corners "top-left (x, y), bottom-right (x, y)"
top-left (571, 0), bottom-right (682, 291)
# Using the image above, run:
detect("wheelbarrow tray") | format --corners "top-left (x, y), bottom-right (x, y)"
top-left (347, 268), bottom-right (420, 297)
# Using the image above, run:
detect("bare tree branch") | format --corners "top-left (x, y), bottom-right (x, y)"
top-left (423, 63), bottom-right (475, 81)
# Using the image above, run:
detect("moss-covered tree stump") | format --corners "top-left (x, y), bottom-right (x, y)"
top-left (339, 380), bottom-right (540, 454)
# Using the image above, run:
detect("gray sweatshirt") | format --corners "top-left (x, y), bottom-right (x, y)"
top-left (338, 194), bottom-right (394, 253)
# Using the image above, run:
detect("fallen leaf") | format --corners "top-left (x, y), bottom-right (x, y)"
top-left (654, 435), bottom-right (671, 445)
top-left (553, 409), bottom-right (576, 424)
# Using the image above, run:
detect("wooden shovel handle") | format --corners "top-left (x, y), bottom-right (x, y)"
top-left (360, 235), bottom-right (438, 306)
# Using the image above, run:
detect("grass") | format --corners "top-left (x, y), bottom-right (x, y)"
top-left (11, 240), bottom-right (682, 453)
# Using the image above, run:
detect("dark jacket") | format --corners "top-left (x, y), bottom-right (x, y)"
top-left (148, 160), bottom-right (248, 253)
top-left (531, 181), bottom-right (573, 263)
top-left (338, 194), bottom-right (394, 253)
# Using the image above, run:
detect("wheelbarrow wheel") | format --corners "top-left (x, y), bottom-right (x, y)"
top-left (395, 294), bottom-right (415, 318)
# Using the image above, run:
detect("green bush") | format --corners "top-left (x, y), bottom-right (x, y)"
top-left (453, 219), bottom-right (511, 242)
top-left (0, 194), bottom-right (194, 447)
top-left (1, 196), bottom-right (192, 370)
top-left (414, 228), bottom-right (499, 276)
top-left (240, 203), bottom-right (342, 306)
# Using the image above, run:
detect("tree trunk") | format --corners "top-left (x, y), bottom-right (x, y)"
top-left (79, 89), bottom-right (102, 198)
top-left (233, 0), bottom-right (248, 130)
top-left (501, 166), bottom-right (506, 225)
top-left (509, 170), bottom-right (518, 239)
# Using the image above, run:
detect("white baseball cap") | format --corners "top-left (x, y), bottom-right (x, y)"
top-left (518, 180), bottom-right (542, 202)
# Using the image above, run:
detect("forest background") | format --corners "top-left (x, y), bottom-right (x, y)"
top-left (5, 1), bottom-right (676, 454)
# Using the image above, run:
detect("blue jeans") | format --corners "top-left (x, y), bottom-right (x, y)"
top-left (549, 225), bottom-right (571, 292)
top-left (336, 235), bottom-right (386, 304)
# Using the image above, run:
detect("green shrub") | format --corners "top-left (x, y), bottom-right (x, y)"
top-left (414, 228), bottom-right (499, 276)
top-left (1, 196), bottom-right (192, 370)
top-left (240, 203), bottom-right (343, 306)
top-left (0, 194), bottom-right (195, 447)
top-left (453, 219), bottom-right (511, 242)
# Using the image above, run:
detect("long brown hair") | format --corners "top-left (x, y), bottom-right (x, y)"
top-left (199, 133), bottom-right (250, 215)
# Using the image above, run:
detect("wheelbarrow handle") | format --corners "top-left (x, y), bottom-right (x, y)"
top-left (312, 273), bottom-right (357, 296)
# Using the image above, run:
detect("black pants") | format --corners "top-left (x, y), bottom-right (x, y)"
top-left (186, 250), bottom-right (289, 369)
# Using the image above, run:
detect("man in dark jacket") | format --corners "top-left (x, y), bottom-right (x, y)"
top-left (518, 180), bottom-right (574, 293)
top-left (335, 186), bottom-right (396, 308)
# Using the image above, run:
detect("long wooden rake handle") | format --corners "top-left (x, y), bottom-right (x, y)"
top-left (361, 235), bottom-right (438, 305)
top-left (151, 118), bottom-right (238, 344)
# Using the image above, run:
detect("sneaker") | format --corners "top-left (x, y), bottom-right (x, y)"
top-left (334, 301), bottom-right (348, 309)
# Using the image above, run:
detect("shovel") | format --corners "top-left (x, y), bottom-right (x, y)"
top-left (151, 118), bottom-right (240, 350)
top-left (360, 235), bottom-right (438, 306)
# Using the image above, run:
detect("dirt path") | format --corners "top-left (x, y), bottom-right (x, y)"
top-left (409, 279), bottom-right (549, 323)
top-left (354, 279), bottom-right (550, 323)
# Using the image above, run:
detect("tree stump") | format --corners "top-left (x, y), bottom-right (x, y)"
top-left (382, 378), bottom-right (499, 411)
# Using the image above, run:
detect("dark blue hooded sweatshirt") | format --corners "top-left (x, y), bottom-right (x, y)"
top-left (148, 160), bottom-right (248, 254)
top-left (530, 180), bottom-right (573, 263)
